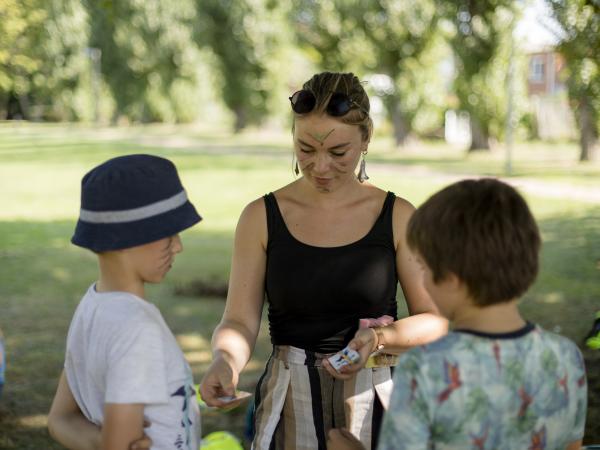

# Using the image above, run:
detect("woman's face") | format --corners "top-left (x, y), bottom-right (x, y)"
top-left (293, 113), bottom-right (366, 193)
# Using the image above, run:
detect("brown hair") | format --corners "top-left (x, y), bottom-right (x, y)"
top-left (407, 178), bottom-right (541, 306)
top-left (298, 72), bottom-right (373, 142)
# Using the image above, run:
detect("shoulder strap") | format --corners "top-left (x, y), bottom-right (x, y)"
top-left (374, 191), bottom-right (396, 246)
top-left (263, 193), bottom-right (286, 241)
top-left (380, 191), bottom-right (396, 222)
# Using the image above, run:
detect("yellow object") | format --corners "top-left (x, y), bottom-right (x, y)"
top-left (585, 311), bottom-right (600, 350)
top-left (200, 431), bottom-right (243, 450)
top-left (195, 384), bottom-right (208, 409)
top-left (586, 336), bottom-right (600, 350)
top-left (365, 352), bottom-right (399, 368)
top-left (195, 384), bottom-right (203, 404)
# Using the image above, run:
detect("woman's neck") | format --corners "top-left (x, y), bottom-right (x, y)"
top-left (298, 176), bottom-right (364, 208)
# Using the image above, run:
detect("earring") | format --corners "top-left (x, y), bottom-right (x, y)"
top-left (358, 151), bottom-right (369, 183)
top-left (291, 154), bottom-right (300, 176)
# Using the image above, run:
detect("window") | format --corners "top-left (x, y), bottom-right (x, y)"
top-left (529, 55), bottom-right (545, 82)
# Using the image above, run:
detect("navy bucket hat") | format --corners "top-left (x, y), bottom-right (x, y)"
top-left (72, 154), bottom-right (202, 252)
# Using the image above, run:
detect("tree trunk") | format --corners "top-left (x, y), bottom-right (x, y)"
top-left (392, 107), bottom-right (411, 147)
top-left (1, 93), bottom-right (7, 120)
top-left (469, 115), bottom-right (490, 151)
top-left (233, 107), bottom-right (247, 133)
top-left (385, 94), bottom-right (411, 147)
top-left (578, 96), bottom-right (599, 162)
top-left (0, 93), bottom-right (10, 120)
top-left (17, 94), bottom-right (30, 120)
top-left (7, 91), bottom-right (23, 119)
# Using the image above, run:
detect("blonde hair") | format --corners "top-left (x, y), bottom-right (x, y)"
top-left (298, 72), bottom-right (373, 142)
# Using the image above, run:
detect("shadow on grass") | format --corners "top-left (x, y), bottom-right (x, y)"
top-left (0, 208), bottom-right (599, 447)
top-left (369, 151), bottom-right (600, 180)
top-left (523, 209), bottom-right (600, 341)
top-left (522, 208), bottom-right (600, 445)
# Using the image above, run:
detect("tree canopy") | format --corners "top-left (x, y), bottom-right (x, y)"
top-left (0, 0), bottom-right (598, 160)
top-left (547, 0), bottom-right (600, 161)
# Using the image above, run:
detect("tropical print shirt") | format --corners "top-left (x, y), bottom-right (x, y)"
top-left (378, 323), bottom-right (587, 450)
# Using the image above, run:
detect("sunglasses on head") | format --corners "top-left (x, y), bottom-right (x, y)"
top-left (289, 90), bottom-right (369, 117)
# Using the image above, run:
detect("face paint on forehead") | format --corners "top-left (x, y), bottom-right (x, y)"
top-left (307, 128), bottom-right (335, 145)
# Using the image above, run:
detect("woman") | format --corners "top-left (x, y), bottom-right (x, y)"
top-left (199, 72), bottom-right (447, 450)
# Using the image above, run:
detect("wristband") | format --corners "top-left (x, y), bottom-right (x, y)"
top-left (373, 327), bottom-right (385, 351)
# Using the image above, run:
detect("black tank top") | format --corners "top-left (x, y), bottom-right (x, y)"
top-left (264, 191), bottom-right (398, 353)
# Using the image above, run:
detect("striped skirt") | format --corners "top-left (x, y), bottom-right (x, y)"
top-left (252, 345), bottom-right (395, 450)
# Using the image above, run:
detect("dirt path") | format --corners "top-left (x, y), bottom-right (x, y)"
top-left (127, 132), bottom-right (600, 204)
top-left (368, 162), bottom-right (600, 204)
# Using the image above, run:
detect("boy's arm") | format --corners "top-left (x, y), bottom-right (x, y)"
top-left (101, 403), bottom-right (144, 450)
top-left (565, 440), bottom-right (582, 450)
top-left (48, 371), bottom-right (101, 450)
top-left (48, 372), bottom-right (151, 450)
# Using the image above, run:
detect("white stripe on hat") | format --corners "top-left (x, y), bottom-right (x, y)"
top-left (79, 190), bottom-right (188, 224)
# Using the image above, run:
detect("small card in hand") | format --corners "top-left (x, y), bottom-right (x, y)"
top-left (327, 346), bottom-right (361, 372)
top-left (216, 390), bottom-right (252, 404)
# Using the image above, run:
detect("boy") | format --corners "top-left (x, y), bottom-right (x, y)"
top-left (328, 178), bottom-right (587, 450)
top-left (48, 154), bottom-right (202, 450)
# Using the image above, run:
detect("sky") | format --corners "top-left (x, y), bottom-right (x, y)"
top-left (516, 0), bottom-right (561, 51)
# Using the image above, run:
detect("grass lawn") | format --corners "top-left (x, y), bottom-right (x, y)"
top-left (0, 123), bottom-right (598, 448)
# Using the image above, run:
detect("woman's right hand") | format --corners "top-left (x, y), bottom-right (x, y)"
top-left (200, 198), bottom-right (267, 408)
top-left (199, 352), bottom-right (239, 407)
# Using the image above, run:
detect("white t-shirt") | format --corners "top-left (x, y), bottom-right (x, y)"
top-left (65, 284), bottom-right (201, 450)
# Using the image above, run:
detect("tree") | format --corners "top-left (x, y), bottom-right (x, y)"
top-left (0, 0), bottom-right (92, 120)
top-left (83, 0), bottom-right (200, 123)
top-left (357, 1), bottom-right (440, 145)
top-left (289, 0), bottom-right (441, 146)
top-left (194, 0), bottom-right (277, 131)
top-left (546, 0), bottom-right (600, 161)
top-left (289, 0), bottom-right (365, 71)
top-left (439, 0), bottom-right (516, 151)
top-left (35, 0), bottom-right (92, 121)
top-left (0, 0), bottom-right (47, 119)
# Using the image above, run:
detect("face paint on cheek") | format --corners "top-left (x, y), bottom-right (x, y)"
top-left (296, 153), bottom-right (313, 174)
top-left (332, 160), bottom-right (351, 173)
top-left (297, 151), bottom-right (311, 162)
top-left (332, 150), bottom-right (361, 174)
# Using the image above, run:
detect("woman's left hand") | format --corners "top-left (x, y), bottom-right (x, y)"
top-left (322, 328), bottom-right (376, 380)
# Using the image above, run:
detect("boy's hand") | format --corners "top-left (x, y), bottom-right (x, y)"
top-left (129, 421), bottom-right (152, 450)
top-left (327, 428), bottom-right (366, 450)
top-left (322, 328), bottom-right (376, 380)
top-left (129, 435), bottom-right (152, 450)
top-left (101, 403), bottom-right (144, 450)
top-left (199, 353), bottom-right (239, 407)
